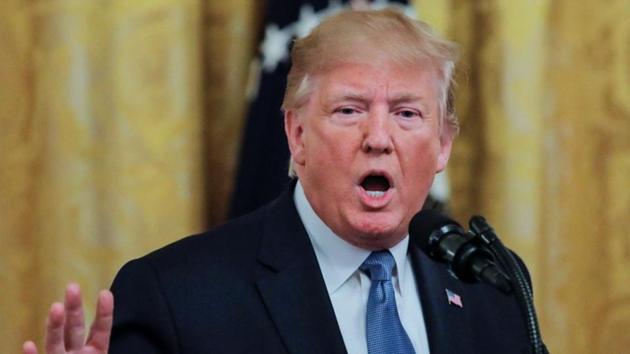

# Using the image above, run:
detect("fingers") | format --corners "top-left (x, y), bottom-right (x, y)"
top-left (86, 290), bottom-right (114, 351)
top-left (36, 284), bottom-right (112, 354)
top-left (22, 341), bottom-right (39, 354)
top-left (64, 283), bottom-right (86, 350)
top-left (44, 302), bottom-right (67, 354)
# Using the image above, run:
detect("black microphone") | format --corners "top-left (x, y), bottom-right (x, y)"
top-left (409, 210), bottom-right (512, 294)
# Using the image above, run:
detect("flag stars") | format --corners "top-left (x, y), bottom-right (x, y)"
top-left (295, 5), bottom-right (321, 39)
top-left (261, 23), bottom-right (292, 72)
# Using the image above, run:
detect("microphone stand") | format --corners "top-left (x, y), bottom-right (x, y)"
top-left (469, 216), bottom-right (549, 354)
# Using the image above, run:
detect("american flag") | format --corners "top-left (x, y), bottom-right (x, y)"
top-left (446, 288), bottom-right (463, 308)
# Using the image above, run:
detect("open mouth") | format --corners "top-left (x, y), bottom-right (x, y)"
top-left (360, 173), bottom-right (392, 198)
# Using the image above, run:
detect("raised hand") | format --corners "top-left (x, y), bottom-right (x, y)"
top-left (23, 283), bottom-right (114, 354)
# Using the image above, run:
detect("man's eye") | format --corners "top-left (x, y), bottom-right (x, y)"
top-left (397, 110), bottom-right (421, 119)
top-left (335, 107), bottom-right (358, 115)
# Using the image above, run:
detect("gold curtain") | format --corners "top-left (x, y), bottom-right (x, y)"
top-left (0, 0), bottom-right (256, 352)
top-left (1, 1), bottom-right (629, 353)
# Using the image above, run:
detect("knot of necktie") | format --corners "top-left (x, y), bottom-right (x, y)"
top-left (360, 250), bottom-right (395, 281)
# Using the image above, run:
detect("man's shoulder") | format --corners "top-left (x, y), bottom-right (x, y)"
top-left (119, 194), bottom-right (292, 282)
top-left (167, 203), bottom-right (276, 260)
top-left (152, 207), bottom-right (266, 259)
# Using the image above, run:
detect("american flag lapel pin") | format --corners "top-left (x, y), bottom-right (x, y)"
top-left (445, 288), bottom-right (463, 308)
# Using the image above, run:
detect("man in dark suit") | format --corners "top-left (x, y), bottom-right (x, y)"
top-left (24, 8), bottom-right (531, 354)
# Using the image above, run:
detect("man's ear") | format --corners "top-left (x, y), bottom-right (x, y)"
top-left (436, 132), bottom-right (454, 173)
top-left (284, 110), bottom-right (306, 166)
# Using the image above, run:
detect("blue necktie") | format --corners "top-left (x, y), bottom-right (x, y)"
top-left (361, 250), bottom-right (416, 354)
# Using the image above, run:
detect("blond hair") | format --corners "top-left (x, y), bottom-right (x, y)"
top-left (283, 8), bottom-right (459, 176)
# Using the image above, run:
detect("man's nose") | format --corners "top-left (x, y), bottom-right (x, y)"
top-left (361, 110), bottom-right (393, 154)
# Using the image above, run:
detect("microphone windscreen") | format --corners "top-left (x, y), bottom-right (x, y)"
top-left (409, 210), bottom-right (462, 251)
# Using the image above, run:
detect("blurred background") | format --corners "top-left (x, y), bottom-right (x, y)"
top-left (1, 0), bottom-right (629, 353)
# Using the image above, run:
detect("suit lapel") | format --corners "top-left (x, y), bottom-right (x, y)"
top-left (409, 242), bottom-right (476, 354)
top-left (255, 188), bottom-right (347, 354)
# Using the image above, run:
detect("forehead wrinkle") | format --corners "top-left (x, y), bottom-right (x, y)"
top-left (322, 84), bottom-right (373, 105)
top-left (388, 93), bottom-right (426, 106)
top-left (316, 64), bottom-right (437, 110)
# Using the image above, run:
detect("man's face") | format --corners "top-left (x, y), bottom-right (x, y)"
top-left (285, 60), bottom-right (453, 250)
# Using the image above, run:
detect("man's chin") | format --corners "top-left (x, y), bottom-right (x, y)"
top-left (345, 218), bottom-right (407, 249)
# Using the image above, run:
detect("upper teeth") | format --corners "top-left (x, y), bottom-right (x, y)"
top-left (366, 191), bottom-right (385, 198)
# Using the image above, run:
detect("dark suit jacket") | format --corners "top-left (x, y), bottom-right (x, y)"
top-left (110, 187), bottom-right (530, 354)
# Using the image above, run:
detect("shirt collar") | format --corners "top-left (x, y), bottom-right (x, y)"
top-left (389, 231), bottom-right (410, 296)
top-left (293, 181), bottom-right (411, 296)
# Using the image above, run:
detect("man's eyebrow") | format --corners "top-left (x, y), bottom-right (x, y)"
top-left (327, 91), bottom-right (370, 103)
top-left (331, 90), bottom-right (368, 101)
top-left (388, 94), bottom-right (426, 105)
top-left (324, 91), bottom-right (427, 106)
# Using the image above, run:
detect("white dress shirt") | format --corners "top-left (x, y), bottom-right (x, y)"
top-left (294, 182), bottom-right (430, 354)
